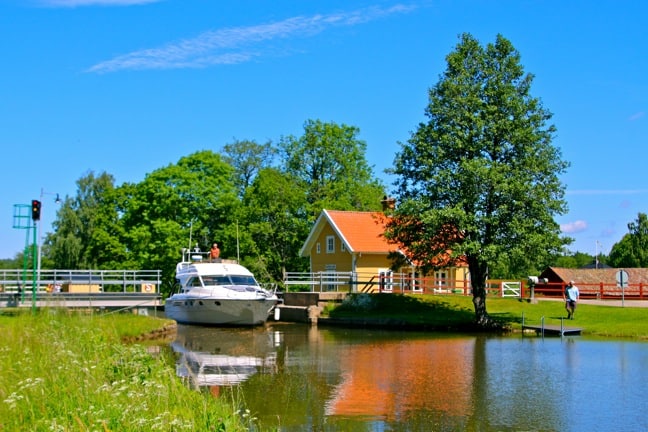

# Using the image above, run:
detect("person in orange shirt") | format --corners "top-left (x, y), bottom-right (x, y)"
top-left (210, 243), bottom-right (220, 261)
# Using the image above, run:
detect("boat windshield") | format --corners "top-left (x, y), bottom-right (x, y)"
top-left (201, 276), bottom-right (230, 285)
top-left (201, 275), bottom-right (257, 286)
top-left (230, 275), bottom-right (257, 286)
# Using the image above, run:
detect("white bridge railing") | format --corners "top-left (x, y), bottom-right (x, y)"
top-left (283, 271), bottom-right (525, 297)
top-left (0, 269), bottom-right (161, 294)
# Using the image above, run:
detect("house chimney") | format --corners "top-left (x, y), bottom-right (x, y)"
top-left (381, 196), bottom-right (396, 211)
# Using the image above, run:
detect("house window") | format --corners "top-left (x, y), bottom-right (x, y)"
top-left (379, 269), bottom-right (393, 292)
top-left (341, 242), bottom-right (346, 252)
top-left (326, 236), bottom-right (335, 253)
top-left (316, 243), bottom-right (321, 254)
top-left (436, 271), bottom-right (447, 287)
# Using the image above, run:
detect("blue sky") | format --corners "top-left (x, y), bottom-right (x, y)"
top-left (1, 0), bottom-right (646, 260)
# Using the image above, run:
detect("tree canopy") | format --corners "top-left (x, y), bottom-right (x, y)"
top-left (280, 119), bottom-right (385, 220)
top-left (221, 139), bottom-right (277, 197)
top-left (47, 171), bottom-right (122, 269)
top-left (385, 33), bottom-right (569, 326)
top-left (608, 212), bottom-right (648, 268)
top-left (43, 123), bottom-right (384, 293)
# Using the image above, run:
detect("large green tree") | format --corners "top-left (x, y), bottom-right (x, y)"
top-left (240, 168), bottom-right (310, 282)
top-left (221, 139), bottom-right (277, 197)
top-left (47, 171), bottom-right (123, 269)
top-left (118, 150), bottom-right (239, 290)
top-left (280, 119), bottom-right (385, 220)
top-left (386, 34), bottom-right (569, 326)
top-left (608, 212), bottom-right (648, 267)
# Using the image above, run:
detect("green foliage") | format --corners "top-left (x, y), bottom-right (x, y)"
top-left (0, 256), bottom-right (22, 269)
top-left (241, 168), bottom-right (310, 282)
top-left (118, 151), bottom-right (239, 289)
top-left (387, 33), bottom-right (569, 324)
top-left (280, 119), bottom-right (385, 220)
top-left (40, 121), bottom-right (385, 291)
top-left (331, 293), bottom-right (476, 327)
top-left (553, 250), bottom-right (600, 268)
top-left (222, 139), bottom-right (277, 196)
top-left (48, 171), bottom-right (124, 269)
top-left (608, 212), bottom-right (648, 267)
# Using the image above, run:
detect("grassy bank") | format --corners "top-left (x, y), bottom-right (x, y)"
top-left (325, 293), bottom-right (648, 339)
top-left (0, 310), bottom-right (255, 431)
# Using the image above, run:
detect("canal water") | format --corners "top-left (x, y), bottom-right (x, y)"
top-left (169, 323), bottom-right (648, 431)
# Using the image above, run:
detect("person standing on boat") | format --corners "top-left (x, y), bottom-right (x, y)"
top-left (564, 280), bottom-right (579, 319)
top-left (210, 243), bottom-right (221, 262)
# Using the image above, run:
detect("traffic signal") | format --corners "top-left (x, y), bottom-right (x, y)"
top-left (31, 200), bottom-right (41, 221)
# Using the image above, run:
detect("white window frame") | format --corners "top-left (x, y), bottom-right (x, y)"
top-left (326, 236), bottom-right (335, 253)
top-left (378, 269), bottom-right (393, 292)
top-left (316, 243), bottom-right (321, 254)
top-left (436, 271), bottom-right (447, 287)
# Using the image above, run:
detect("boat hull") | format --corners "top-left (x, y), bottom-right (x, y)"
top-left (165, 297), bottom-right (278, 326)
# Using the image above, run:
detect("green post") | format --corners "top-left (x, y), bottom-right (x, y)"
top-left (13, 204), bottom-right (33, 304)
top-left (21, 241), bottom-right (29, 303)
top-left (31, 219), bottom-right (38, 312)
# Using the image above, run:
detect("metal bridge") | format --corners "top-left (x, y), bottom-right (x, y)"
top-left (0, 269), bottom-right (162, 310)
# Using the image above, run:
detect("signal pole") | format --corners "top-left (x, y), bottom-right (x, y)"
top-left (36, 189), bottom-right (61, 290)
top-left (31, 200), bottom-right (41, 312)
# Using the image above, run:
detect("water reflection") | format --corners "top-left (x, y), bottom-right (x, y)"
top-left (169, 324), bottom-right (648, 431)
top-left (325, 337), bottom-right (475, 419)
top-left (171, 325), bottom-right (279, 390)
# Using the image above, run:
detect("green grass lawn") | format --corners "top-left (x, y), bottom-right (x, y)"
top-left (326, 293), bottom-right (648, 339)
top-left (0, 310), bottom-right (255, 431)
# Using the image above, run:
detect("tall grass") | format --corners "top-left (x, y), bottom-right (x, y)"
top-left (0, 310), bottom-right (252, 431)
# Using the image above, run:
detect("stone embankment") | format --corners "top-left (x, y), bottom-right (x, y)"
top-left (275, 292), bottom-right (347, 324)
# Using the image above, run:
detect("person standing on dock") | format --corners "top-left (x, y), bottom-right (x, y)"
top-left (564, 280), bottom-right (580, 319)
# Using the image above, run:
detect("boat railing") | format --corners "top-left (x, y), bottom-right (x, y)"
top-left (180, 248), bottom-right (238, 264)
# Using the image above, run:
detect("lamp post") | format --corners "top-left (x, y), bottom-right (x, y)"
top-left (37, 188), bottom-right (61, 286)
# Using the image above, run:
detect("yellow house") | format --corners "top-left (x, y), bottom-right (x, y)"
top-left (299, 209), bottom-right (469, 293)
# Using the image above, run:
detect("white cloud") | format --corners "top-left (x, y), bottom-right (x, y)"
top-left (561, 220), bottom-right (588, 234)
top-left (87, 4), bottom-right (418, 73)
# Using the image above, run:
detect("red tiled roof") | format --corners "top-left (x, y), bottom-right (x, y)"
top-left (326, 210), bottom-right (393, 253)
top-left (300, 210), bottom-right (468, 268)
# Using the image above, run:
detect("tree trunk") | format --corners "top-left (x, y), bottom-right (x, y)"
top-left (468, 255), bottom-right (493, 327)
top-left (472, 288), bottom-right (490, 326)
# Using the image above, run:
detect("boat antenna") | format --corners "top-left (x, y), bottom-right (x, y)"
top-left (236, 219), bottom-right (240, 262)
top-left (188, 219), bottom-right (194, 251)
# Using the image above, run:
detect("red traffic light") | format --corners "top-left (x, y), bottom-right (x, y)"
top-left (31, 200), bottom-right (41, 221)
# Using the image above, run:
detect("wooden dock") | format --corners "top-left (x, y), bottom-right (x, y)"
top-left (522, 315), bottom-right (583, 336)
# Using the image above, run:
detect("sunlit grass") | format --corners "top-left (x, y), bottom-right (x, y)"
top-left (0, 310), bottom-right (255, 431)
top-left (326, 293), bottom-right (648, 339)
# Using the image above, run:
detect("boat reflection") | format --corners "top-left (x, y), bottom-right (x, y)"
top-left (171, 324), bottom-right (280, 389)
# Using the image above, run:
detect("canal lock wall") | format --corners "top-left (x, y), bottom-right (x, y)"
top-left (275, 292), bottom-right (347, 324)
